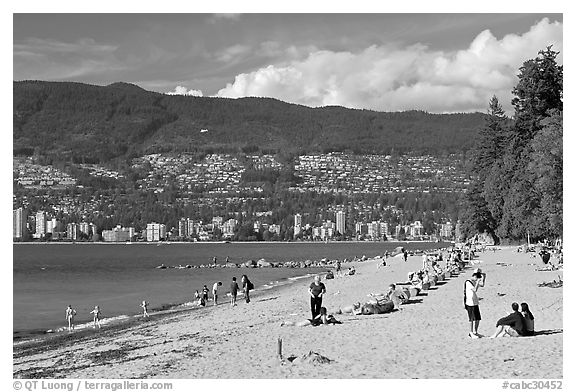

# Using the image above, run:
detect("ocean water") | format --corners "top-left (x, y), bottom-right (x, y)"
top-left (13, 241), bottom-right (447, 338)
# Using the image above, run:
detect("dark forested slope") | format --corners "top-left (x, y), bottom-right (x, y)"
top-left (14, 81), bottom-right (486, 162)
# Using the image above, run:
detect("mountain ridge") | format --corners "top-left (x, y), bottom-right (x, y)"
top-left (13, 80), bottom-right (487, 163)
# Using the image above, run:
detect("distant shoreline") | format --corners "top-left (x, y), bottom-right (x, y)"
top-left (13, 240), bottom-right (446, 245)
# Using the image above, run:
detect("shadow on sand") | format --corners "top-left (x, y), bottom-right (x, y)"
top-left (533, 328), bottom-right (563, 336)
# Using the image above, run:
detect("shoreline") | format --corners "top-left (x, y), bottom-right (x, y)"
top-left (15, 246), bottom-right (561, 379)
top-left (13, 240), bottom-right (450, 245)
top-left (13, 269), bottom-right (322, 344)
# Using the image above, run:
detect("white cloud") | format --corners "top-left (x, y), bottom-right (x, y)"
top-left (166, 86), bottom-right (204, 96)
top-left (214, 44), bottom-right (252, 63)
top-left (216, 18), bottom-right (562, 113)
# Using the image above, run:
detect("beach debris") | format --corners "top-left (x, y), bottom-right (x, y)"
top-left (289, 350), bottom-right (333, 365)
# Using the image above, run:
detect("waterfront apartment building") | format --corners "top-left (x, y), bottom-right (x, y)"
top-left (102, 226), bottom-right (134, 242)
top-left (146, 222), bottom-right (166, 241)
top-left (294, 213), bottom-right (302, 237)
top-left (34, 211), bottom-right (47, 239)
top-left (67, 223), bottom-right (80, 241)
top-left (13, 207), bottom-right (28, 239)
top-left (336, 211), bottom-right (345, 236)
top-left (222, 219), bottom-right (237, 238)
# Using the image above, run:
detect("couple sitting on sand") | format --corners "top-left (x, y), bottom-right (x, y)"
top-left (489, 302), bottom-right (535, 338)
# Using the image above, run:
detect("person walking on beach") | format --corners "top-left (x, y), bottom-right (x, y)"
top-left (309, 275), bottom-right (327, 319)
top-left (403, 249), bottom-right (408, 263)
top-left (230, 277), bottom-right (239, 306)
top-left (65, 305), bottom-right (76, 332)
top-left (90, 305), bottom-right (102, 329)
top-left (335, 259), bottom-right (342, 277)
top-left (241, 275), bottom-right (253, 303)
top-left (464, 270), bottom-right (486, 338)
top-left (140, 300), bottom-right (149, 318)
top-left (212, 281), bottom-right (222, 305)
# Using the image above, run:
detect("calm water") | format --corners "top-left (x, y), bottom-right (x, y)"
top-left (13, 241), bottom-right (447, 337)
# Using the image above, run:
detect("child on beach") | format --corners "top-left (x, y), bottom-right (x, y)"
top-left (140, 300), bottom-right (149, 318)
top-left (90, 305), bottom-right (101, 329)
top-left (65, 305), bottom-right (76, 332)
top-left (230, 277), bottom-right (239, 306)
top-left (521, 302), bottom-right (535, 336)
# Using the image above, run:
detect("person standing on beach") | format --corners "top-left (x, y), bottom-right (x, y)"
top-left (335, 260), bottom-right (342, 277)
top-left (241, 275), bottom-right (253, 303)
top-left (403, 249), bottom-right (408, 263)
top-left (65, 305), bottom-right (76, 332)
top-left (464, 271), bottom-right (486, 338)
top-left (212, 281), bottom-right (222, 305)
top-left (90, 305), bottom-right (102, 329)
top-left (309, 275), bottom-right (327, 319)
top-left (202, 285), bottom-right (209, 302)
top-left (230, 277), bottom-right (239, 306)
top-left (140, 300), bottom-right (149, 318)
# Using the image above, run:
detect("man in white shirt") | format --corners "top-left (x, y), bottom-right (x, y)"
top-left (464, 270), bottom-right (486, 338)
top-left (212, 281), bottom-right (222, 306)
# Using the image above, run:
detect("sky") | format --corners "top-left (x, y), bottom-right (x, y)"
top-left (13, 13), bottom-right (563, 114)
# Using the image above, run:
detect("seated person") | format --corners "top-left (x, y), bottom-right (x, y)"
top-left (386, 284), bottom-right (409, 309)
top-left (347, 266), bottom-right (356, 276)
top-left (319, 307), bottom-right (342, 324)
top-left (489, 302), bottom-right (526, 338)
top-left (521, 302), bottom-right (535, 336)
top-left (281, 307), bottom-right (341, 327)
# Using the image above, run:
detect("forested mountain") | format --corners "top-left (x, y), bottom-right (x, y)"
top-left (14, 81), bottom-right (486, 163)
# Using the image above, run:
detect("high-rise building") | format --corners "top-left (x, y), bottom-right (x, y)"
top-left (336, 211), bottom-right (345, 236)
top-left (146, 223), bottom-right (166, 241)
top-left (67, 223), bottom-right (80, 240)
top-left (178, 218), bottom-right (188, 238)
top-left (223, 219), bottom-right (237, 237)
top-left (294, 213), bottom-right (302, 237)
top-left (79, 222), bottom-right (91, 237)
top-left (379, 222), bottom-right (389, 239)
top-left (35, 211), bottom-right (47, 239)
top-left (13, 207), bottom-right (28, 239)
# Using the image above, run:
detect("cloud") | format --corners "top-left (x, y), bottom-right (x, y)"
top-left (166, 86), bottom-right (204, 96)
top-left (13, 37), bottom-right (122, 80)
top-left (214, 44), bottom-right (252, 63)
top-left (216, 18), bottom-right (562, 113)
top-left (207, 13), bottom-right (242, 24)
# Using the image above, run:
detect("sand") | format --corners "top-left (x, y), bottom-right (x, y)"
top-left (13, 247), bottom-right (563, 379)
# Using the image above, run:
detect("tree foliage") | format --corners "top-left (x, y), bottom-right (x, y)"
top-left (465, 47), bottom-right (563, 242)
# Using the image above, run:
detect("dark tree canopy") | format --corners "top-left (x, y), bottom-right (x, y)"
top-left (464, 47), bottom-right (563, 242)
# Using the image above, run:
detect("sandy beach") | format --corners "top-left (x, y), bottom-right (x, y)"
top-left (13, 246), bottom-right (563, 379)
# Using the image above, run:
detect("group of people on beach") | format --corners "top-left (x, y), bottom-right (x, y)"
top-left (464, 267), bottom-right (535, 338)
top-left (194, 274), bottom-right (253, 307)
top-left (65, 304), bottom-right (102, 331)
